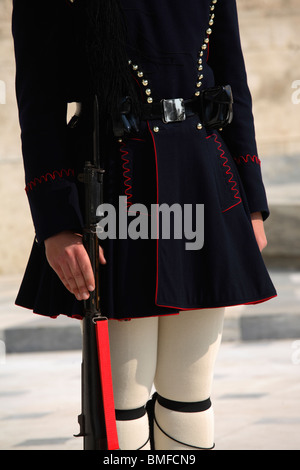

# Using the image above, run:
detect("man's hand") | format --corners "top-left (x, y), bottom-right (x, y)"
top-left (250, 212), bottom-right (267, 252)
top-left (44, 230), bottom-right (106, 301)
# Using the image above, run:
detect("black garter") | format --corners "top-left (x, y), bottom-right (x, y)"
top-left (146, 392), bottom-right (215, 450)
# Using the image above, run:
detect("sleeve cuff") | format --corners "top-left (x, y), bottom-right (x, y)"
top-left (27, 178), bottom-right (84, 243)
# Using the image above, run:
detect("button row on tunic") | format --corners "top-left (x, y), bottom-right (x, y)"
top-left (194, 0), bottom-right (217, 98)
top-left (194, 0), bottom-right (218, 130)
top-left (128, 0), bottom-right (218, 133)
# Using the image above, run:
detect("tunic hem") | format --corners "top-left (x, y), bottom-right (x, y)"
top-left (15, 292), bottom-right (277, 321)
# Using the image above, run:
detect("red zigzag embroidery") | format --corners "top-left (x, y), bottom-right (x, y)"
top-left (234, 154), bottom-right (261, 165)
top-left (206, 133), bottom-right (242, 212)
top-left (119, 138), bottom-right (146, 209)
top-left (25, 168), bottom-right (75, 193)
top-left (119, 142), bottom-right (133, 208)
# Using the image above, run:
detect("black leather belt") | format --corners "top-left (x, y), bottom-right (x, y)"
top-left (113, 85), bottom-right (233, 137)
top-left (141, 85), bottom-right (233, 129)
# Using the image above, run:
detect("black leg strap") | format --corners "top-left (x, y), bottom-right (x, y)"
top-left (157, 394), bottom-right (212, 413)
top-left (115, 406), bottom-right (147, 421)
top-left (149, 392), bottom-right (215, 450)
top-left (115, 406), bottom-right (150, 450)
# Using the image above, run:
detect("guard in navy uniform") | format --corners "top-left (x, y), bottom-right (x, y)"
top-left (12, 0), bottom-right (277, 450)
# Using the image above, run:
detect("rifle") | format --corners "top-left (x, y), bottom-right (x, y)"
top-left (75, 95), bottom-right (119, 450)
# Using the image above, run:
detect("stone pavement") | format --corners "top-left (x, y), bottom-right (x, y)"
top-left (0, 270), bottom-right (300, 451)
top-left (0, 340), bottom-right (299, 451)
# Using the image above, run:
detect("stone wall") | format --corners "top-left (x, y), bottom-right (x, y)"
top-left (236, 0), bottom-right (300, 267)
top-left (0, 0), bottom-right (34, 275)
top-left (0, 0), bottom-right (299, 274)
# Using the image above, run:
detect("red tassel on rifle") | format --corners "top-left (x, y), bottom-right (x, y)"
top-left (95, 319), bottom-right (120, 450)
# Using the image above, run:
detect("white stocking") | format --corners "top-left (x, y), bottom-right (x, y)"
top-left (108, 316), bottom-right (158, 450)
top-left (107, 308), bottom-right (224, 450)
top-left (154, 308), bottom-right (225, 450)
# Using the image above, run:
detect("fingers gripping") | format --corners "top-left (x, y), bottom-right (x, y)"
top-left (45, 231), bottom-right (106, 301)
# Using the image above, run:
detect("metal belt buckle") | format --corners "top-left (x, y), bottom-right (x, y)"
top-left (161, 98), bottom-right (186, 123)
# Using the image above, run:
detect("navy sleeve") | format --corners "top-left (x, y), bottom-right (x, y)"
top-left (208, 0), bottom-right (270, 220)
top-left (12, 0), bottom-right (84, 242)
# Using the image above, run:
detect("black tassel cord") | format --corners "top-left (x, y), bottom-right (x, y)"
top-left (85, 0), bottom-right (141, 121)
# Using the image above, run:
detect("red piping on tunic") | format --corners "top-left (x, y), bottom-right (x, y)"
top-left (155, 295), bottom-right (277, 311)
top-left (147, 122), bottom-right (161, 308)
top-left (22, 295), bottom-right (277, 321)
top-left (146, 125), bottom-right (276, 313)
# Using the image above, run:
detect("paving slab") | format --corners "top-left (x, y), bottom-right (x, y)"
top-left (0, 340), bottom-right (299, 451)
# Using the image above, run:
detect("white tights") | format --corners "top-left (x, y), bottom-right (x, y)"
top-left (108, 308), bottom-right (225, 450)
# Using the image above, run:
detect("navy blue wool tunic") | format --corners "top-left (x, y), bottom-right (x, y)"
top-left (12, 0), bottom-right (277, 319)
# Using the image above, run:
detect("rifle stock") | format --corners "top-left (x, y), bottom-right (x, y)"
top-left (75, 96), bottom-right (119, 450)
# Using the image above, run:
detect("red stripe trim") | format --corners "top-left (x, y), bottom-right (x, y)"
top-left (147, 122), bottom-right (160, 306)
top-left (25, 168), bottom-right (75, 193)
top-left (31, 295), bottom-right (277, 322)
top-left (206, 133), bottom-right (242, 212)
top-left (155, 295), bottom-right (277, 311)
